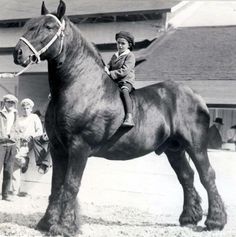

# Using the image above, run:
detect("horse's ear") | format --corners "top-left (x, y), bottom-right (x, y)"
top-left (41, 1), bottom-right (49, 15)
top-left (56, 0), bottom-right (66, 20)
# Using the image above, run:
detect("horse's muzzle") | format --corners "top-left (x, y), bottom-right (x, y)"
top-left (13, 48), bottom-right (22, 65)
top-left (13, 43), bottom-right (32, 67)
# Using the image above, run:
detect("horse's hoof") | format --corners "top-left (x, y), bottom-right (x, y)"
top-left (179, 209), bottom-right (203, 226)
top-left (205, 219), bottom-right (225, 231)
top-left (36, 217), bottom-right (51, 232)
top-left (49, 223), bottom-right (79, 237)
top-left (205, 206), bottom-right (227, 230)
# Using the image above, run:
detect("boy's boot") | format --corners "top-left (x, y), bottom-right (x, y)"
top-left (123, 113), bottom-right (135, 127)
top-left (121, 88), bottom-right (135, 127)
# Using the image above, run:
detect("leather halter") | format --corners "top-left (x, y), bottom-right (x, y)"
top-left (20, 14), bottom-right (65, 64)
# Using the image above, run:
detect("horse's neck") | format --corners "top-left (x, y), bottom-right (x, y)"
top-left (48, 23), bottom-right (119, 102)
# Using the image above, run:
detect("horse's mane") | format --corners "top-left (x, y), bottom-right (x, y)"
top-left (65, 17), bottom-right (105, 68)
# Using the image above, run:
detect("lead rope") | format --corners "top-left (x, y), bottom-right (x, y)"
top-left (0, 61), bottom-right (33, 78)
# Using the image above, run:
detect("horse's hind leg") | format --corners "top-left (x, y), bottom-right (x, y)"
top-left (187, 146), bottom-right (227, 230)
top-left (165, 147), bottom-right (203, 226)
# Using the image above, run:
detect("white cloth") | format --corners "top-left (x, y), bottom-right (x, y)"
top-left (17, 113), bottom-right (43, 139)
top-left (115, 49), bottom-right (130, 59)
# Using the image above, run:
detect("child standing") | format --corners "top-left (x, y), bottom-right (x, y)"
top-left (12, 98), bottom-right (43, 197)
top-left (105, 31), bottom-right (136, 127)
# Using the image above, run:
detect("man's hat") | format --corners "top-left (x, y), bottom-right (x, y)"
top-left (3, 94), bottom-right (18, 103)
top-left (115, 31), bottom-right (135, 48)
top-left (214, 117), bottom-right (224, 125)
top-left (230, 124), bottom-right (236, 129)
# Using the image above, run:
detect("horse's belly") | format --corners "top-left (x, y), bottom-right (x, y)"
top-left (94, 128), bottom-right (167, 160)
top-left (95, 147), bottom-right (154, 160)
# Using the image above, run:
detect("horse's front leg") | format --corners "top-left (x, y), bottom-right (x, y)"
top-left (37, 144), bottom-right (68, 231)
top-left (49, 140), bottom-right (90, 236)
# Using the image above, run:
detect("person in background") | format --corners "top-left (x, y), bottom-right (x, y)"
top-left (0, 94), bottom-right (18, 201)
top-left (33, 110), bottom-right (42, 119)
top-left (104, 31), bottom-right (136, 127)
top-left (31, 109), bottom-right (51, 174)
top-left (227, 124), bottom-right (236, 143)
top-left (221, 124), bottom-right (236, 151)
top-left (207, 117), bottom-right (224, 149)
top-left (31, 132), bottom-right (51, 174)
top-left (12, 98), bottom-right (43, 197)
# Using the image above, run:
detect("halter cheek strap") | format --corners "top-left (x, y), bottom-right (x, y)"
top-left (20, 14), bottom-right (65, 64)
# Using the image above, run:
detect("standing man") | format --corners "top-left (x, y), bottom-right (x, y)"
top-left (0, 94), bottom-right (18, 201)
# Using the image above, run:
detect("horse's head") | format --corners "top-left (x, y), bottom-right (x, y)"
top-left (13, 0), bottom-right (66, 67)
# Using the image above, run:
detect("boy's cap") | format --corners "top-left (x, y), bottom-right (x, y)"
top-left (115, 31), bottom-right (135, 47)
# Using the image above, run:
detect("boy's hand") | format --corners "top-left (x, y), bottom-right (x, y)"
top-left (104, 66), bottom-right (110, 75)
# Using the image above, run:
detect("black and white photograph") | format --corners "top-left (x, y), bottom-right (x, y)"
top-left (0, 1), bottom-right (235, 236)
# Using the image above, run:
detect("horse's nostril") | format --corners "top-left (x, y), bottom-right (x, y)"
top-left (18, 48), bottom-right (22, 56)
top-left (31, 55), bottom-right (38, 63)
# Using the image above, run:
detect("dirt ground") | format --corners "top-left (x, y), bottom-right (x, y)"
top-left (0, 150), bottom-right (235, 237)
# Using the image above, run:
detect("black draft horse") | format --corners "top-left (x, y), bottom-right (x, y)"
top-left (13, 1), bottom-right (227, 236)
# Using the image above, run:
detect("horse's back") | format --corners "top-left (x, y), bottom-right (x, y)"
top-left (133, 80), bottom-right (209, 134)
top-left (135, 80), bottom-right (208, 115)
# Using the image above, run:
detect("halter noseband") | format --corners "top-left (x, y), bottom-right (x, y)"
top-left (20, 14), bottom-right (65, 64)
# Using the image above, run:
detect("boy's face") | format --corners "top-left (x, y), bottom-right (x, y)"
top-left (116, 38), bottom-right (129, 54)
top-left (22, 104), bottom-right (32, 117)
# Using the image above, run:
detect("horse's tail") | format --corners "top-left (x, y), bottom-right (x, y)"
top-left (180, 82), bottom-right (209, 118)
top-left (180, 83), bottom-right (211, 141)
top-left (191, 87), bottom-right (210, 127)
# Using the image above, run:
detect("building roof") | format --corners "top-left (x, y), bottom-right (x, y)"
top-left (136, 26), bottom-right (236, 81)
top-left (0, 0), bottom-right (179, 22)
top-left (135, 25), bottom-right (236, 105)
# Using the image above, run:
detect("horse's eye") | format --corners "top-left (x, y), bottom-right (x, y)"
top-left (46, 25), bottom-right (52, 30)
top-left (29, 26), bottom-right (36, 31)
